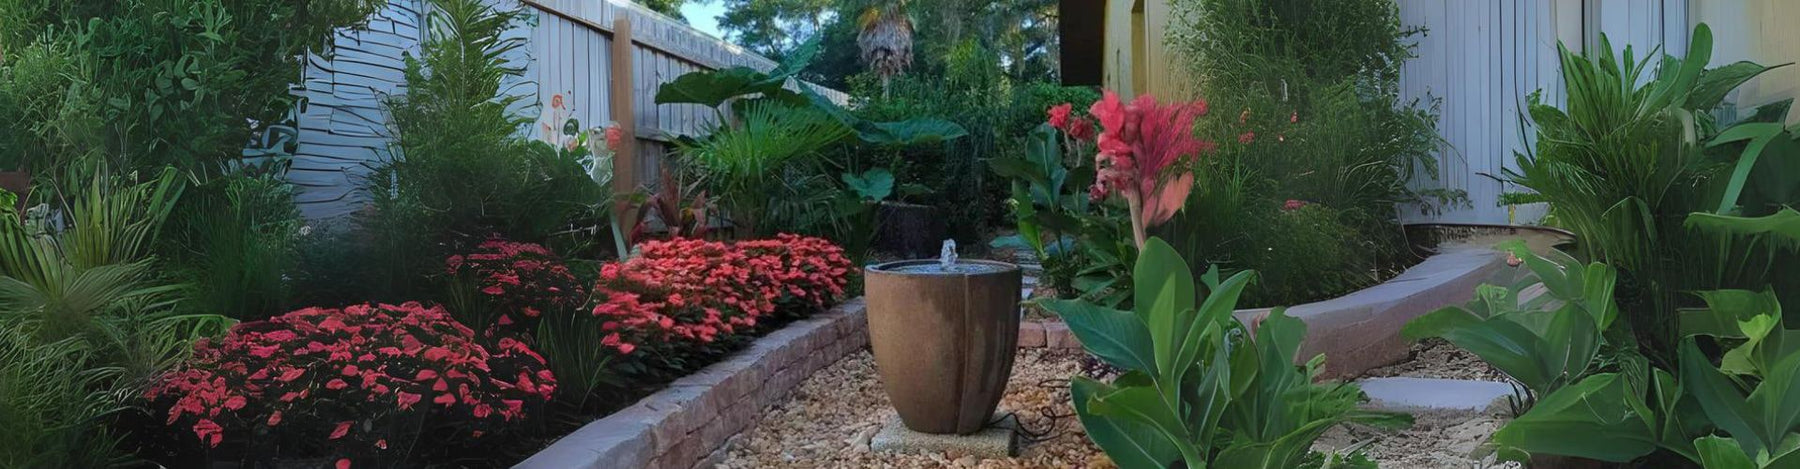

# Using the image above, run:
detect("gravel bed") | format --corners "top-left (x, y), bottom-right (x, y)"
top-left (717, 349), bottom-right (1112, 469)
top-left (1361, 338), bottom-right (1509, 382)
top-left (721, 344), bottom-right (1516, 469)
top-left (1316, 410), bottom-right (1520, 469)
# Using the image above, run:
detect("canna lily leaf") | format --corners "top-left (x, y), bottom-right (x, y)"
top-left (1490, 373), bottom-right (1658, 462)
top-left (1042, 298), bottom-right (1154, 372)
top-left (1071, 377), bottom-right (1181, 469)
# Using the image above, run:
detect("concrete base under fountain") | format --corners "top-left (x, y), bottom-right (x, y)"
top-left (870, 411), bottom-right (1019, 458)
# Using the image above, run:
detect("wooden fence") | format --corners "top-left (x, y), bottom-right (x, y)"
top-left (288, 0), bottom-right (847, 221)
top-left (1396, 0), bottom-right (1688, 224)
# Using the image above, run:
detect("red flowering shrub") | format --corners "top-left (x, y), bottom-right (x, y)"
top-left (145, 302), bottom-right (555, 464)
top-left (444, 239), bottom-right (586, 334)
top-left (590, 234), bottom-right (851, 356)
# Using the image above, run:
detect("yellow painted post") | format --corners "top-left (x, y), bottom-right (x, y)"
top-left (610, 16), bottom-right (639, 233)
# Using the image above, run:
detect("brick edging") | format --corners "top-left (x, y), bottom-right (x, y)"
top-left (515, 298), bottom-right (869, 469)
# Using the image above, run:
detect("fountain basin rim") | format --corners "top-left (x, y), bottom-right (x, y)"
top-left (867, 259), bottom-right (1020, 276)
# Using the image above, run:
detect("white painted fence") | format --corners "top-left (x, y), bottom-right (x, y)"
top-left (1398, 0), bottom-right (1688, 224)
top-left (289, 0), bottom-right (847, 220)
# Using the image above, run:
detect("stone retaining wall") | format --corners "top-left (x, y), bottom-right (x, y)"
top-left (1019, 243), bottom-right (1516, 377)
top-left (515, 298), bottom-right (869, 469)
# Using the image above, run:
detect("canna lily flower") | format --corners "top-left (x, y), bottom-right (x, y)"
top-left (1089, 90), bottom-right (1214, 248)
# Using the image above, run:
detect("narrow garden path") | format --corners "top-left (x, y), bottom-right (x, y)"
top-left (718, 342), bottom-right (1522, 469)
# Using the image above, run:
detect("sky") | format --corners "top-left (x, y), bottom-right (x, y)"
top-left (679, 2), bottom-right (729, 40)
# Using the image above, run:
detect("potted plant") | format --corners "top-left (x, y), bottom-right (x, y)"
top-left (864, 243), bottom-right (1022, 434)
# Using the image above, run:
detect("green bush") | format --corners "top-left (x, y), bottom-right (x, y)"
top-left (849, 41), bottom-right (1099, 246)
top-left (161, 171), bottom-right (303, 320)
top-left (362, 0), bottom-right (603, 300)
top-left (1043, 238), bottom-right (1407, 468)
top-left (1160, 0), bottom-right (1450, 306)
top-left (0, 0), bottom-right (382, 173)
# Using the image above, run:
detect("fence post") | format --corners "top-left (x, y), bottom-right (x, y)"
top-left (609, 16), bottom-right (638, 236)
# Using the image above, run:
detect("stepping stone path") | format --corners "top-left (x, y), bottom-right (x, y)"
top-left (1357, 377), bottom-right (1517, 414)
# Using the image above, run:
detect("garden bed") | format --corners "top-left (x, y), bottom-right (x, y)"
top-left (1017, 224), bottom-right (1572, 378)
top-left (517, 299), bottom-right (870, 469)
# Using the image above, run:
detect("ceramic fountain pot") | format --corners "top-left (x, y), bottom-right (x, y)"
top-left (864, 256), bottom-right (1022, 434)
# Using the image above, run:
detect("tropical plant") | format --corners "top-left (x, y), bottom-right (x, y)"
top-left (1404, 242), bottom-right (1621, 411)
top-left (0, 168), bottom-right (185, 341)
top-left (1042, 238), bottom-right (1404, 468)
top-left (1087, 91), bottom-right (1215, 248)
top-left (656, 37), bottom-right (963, 243)
top-left (1506, 23), bottom-right (1795, 361)
top-left (0, 329), bottom-right (131, 468)
top-left (857, 0), bottom-right (914, 96)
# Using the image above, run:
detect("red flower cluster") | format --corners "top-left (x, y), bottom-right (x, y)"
top-left (446, 239), bottom-right (585, 331)
top-left (146, 303), bottom-right (555, 460)
top-left (590, 234), bottom-right (852, 354)
top-left (1048, 102), bottom-right (1096, 142)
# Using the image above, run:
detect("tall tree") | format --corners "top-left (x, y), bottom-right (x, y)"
top-left (714, 0), bottom-right (835, 57)
top-left (857, 0), bottom-right (914, 96)
top-left (633, 0), bottom-right (688, 22)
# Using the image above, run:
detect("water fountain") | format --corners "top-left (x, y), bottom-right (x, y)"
top-left (863, 240), bottom-right (1022, 441)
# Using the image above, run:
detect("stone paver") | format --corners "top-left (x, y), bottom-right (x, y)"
top-left (869, 413), bottom-right (1018, 459)
top-left (1358, 377), bottom-right (1517, 413)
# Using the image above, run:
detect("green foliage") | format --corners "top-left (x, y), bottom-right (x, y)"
top-left (1043, 238), bottom-right (1405, 468)
top-left (0, 167), bottom-right (231, 468)
top-left (363, 0), bottom-right (603, 300)
top-left (0, 0), bottom-right (382, 172)
top-left (1162, 0), bottom-right (1448, 307)
top-left (1508, 23), bottom-right (1800, 359)
top-left (654, 37), bottom-right (964, 251)
top-left (161, 172), bottom-right (302, 320)
top-left (859, 49), bottom-right (1101, 246)
top-left (1403, 243), bottom-right (1620, 406)
top-left (0, 330), bottom-right (130, 468)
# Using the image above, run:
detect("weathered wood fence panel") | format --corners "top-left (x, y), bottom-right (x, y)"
top-left (1397, 0), bottom-right (1685, 225)
top-left (290, 0), bottom-right (847, 220)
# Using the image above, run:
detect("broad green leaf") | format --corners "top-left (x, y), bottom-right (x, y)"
top-left (1708, 122), bottom-right (1786, 214)
top-left (1491, 373), bottom-right (1658, 462)
top-left (1042, 298), bottom-right (1154, 372)
top-left (1136, 238), bottom-right (1196, 382)
top-left (1684, 340), bottom-right (1773, 458)
top-left (852, 118), bottom-right (969, 146)
top-left (1690, 61), bottom-right (1782, 111)
top-left (1696, 435), bottom-right (1759, 469)
top-left (1071, 377), bottom-right (1179, 469)
top-left (1686, 208), bottom-right (1800, 251)
top-left (841, 169), bottom-right (895, 202)
top-left (654, 67), bottom-right (771, 107)
top-left (1090, 384), bottom-right (1197, 454)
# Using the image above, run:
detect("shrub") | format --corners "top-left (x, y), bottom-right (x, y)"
top-left (1043, 238), bottom-right (1406, 468)
top-left (0, 0), bottom-right (382, 172)
top-left (1160, 0), bottom-right (1450, 306)
top-left (144, 302), bottom-right (556, 466)
top-left (443, 239), bottom-right (587, 336)
top-left (592, 235), bottom-right (852, 348)
top-left (162, 172), bottom-right (304, 320)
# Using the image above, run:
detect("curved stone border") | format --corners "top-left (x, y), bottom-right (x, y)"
top-left (516, 298), bottom-right (868, 469)
top-left (1019, 243), bottom-right (1519, 378)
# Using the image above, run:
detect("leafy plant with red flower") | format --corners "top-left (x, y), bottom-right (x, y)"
top-left (443, 239), bottom-right (586, 336)
top-left (145, 302), bottom-right (555, 467)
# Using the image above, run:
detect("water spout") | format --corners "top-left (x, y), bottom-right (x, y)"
top-left (939, 239), bottom-right (958, 268)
